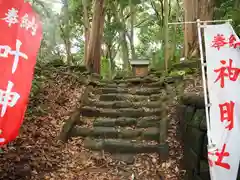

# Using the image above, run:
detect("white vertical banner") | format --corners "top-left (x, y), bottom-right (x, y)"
top-left (204, 22), bottom-right (240, 180)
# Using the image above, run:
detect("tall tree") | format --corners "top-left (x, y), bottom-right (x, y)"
top-left (86, 0), bottom-right (105, 73)
top-left (183, 0), bottom-right (215, 58)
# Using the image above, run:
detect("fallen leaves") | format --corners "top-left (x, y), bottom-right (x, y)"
top-left (0, 67), bottom-right (201, 180)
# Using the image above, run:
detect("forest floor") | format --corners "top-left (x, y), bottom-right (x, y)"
top-left (0, 67), bottom-right (202, 180)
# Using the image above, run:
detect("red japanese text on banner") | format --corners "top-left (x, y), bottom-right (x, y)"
top-left (0, 0), bottom-right (42, 145)
top-left (204, 23), bottom-right (240, 180)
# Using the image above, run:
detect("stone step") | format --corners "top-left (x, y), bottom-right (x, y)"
top-left (83, 138), bottom-right (168, 154)
top-left (80, 106), bottom-right (162, 118)
top-left (98, 81), bottom-right (165, 88)
top-left (96, 75), bottom-right (182, 88)
top-left (98, 87), bottom-right (162, 95)
top-left (70, 126), bottom-right (160, 141)
top-left (99, 93), bottom-right (162, 102)
top-left (88, 99), bottom-right (162, 109)
top-left (93, 116), bottom-right (161, 128)
top-left (113, 77), bottom-right (160, 84)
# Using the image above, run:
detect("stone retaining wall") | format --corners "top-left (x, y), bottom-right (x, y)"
top-left (178, 94), bottom-right (240, 180)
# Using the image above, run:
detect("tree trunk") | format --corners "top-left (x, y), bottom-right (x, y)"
top-left (183, 0), bottom-right (215, 59)
top-left (171, 0), bottom-right (180, 62)
top-left (118, 8), bottom-right (130, 71)
top-left (163, 0), bottom-right (169, 71)
top-left (82, 0), bottom-right (90, 65)
top-left (61, 0), bottom-right (72, 65)
top-left (129, 0), bottom-right (136, 60)
top-left (86, 0), bottom-right (105, 74)
top-left (234, 0), bottom-right (240, 9)
top-left (120, 31), bottom-right (130, 71)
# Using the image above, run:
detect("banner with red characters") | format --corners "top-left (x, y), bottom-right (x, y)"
top-left (0, 0), bottom-right (42, 145)
top-left (204, 23), bottom-right (240, 180)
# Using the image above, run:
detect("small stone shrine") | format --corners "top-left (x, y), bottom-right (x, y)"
top-left (130, 59), bottom-right (149, 77)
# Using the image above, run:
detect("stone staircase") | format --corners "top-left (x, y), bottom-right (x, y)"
top-left (60, 73), bottom-right (182, 162)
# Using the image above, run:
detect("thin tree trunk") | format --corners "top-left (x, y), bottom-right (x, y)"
top-left (121, 31), bottom-right (130, 71)
top-left (119, 8), bottom-right (130, 71)
top-left (234, 0), bottom-right (240, 8)
top-left (82, 0), bottom-right (90, 65)
top-left (164, 0), bottom-right (169, 71)
top-left (171, 0), bottom-right (180, 62)
top-left (129, 0), bottom-right (136, 60)
top-left (61, 0), bottom-right (72, 65)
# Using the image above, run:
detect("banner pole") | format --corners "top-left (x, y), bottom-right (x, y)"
top-left (196, 19), bottom-right (212, 144)
top-left (197, 19), bottom-right (215, 180)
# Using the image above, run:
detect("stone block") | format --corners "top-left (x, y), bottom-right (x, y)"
top-left (199, 160), bottom-right (210, 180)
top-left (185, 127), bottom-right (205, 155)
top-left (183, 146), bottom-right (200, 171)
top-left (189, 109), bottom-right (205, 129)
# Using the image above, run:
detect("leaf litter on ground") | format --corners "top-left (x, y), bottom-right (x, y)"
top-left (0, 67), bottom-right (202, 180)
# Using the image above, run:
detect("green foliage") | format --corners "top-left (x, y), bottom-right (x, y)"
top-left (215, 0), bottom-right (240, 34)
top-left (32, 0), bottom-right (240, 78)
top-left (101, 56), bottom-right (111, 79)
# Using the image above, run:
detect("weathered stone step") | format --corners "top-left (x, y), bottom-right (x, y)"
top-left (98, 87), bottom-right (162, 95)
top-left (97, 81), bottom-right (165, 88)
top-left (93, 117), bottom-right (161, 128)
top-left (99, 93), bottom-right (162, 102)
top-left (88, 99), bottom-right (162, 109)
top-left (70, 126), bottom-right (159, 141)
top-left (93, 75), bottom-right (182, 88)
top-left (83, 138), bottom-right (168, 154)
top-left (80, 106), bottom-right (162, 118)
top-left (113, 77), bottom-right (160, 84)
